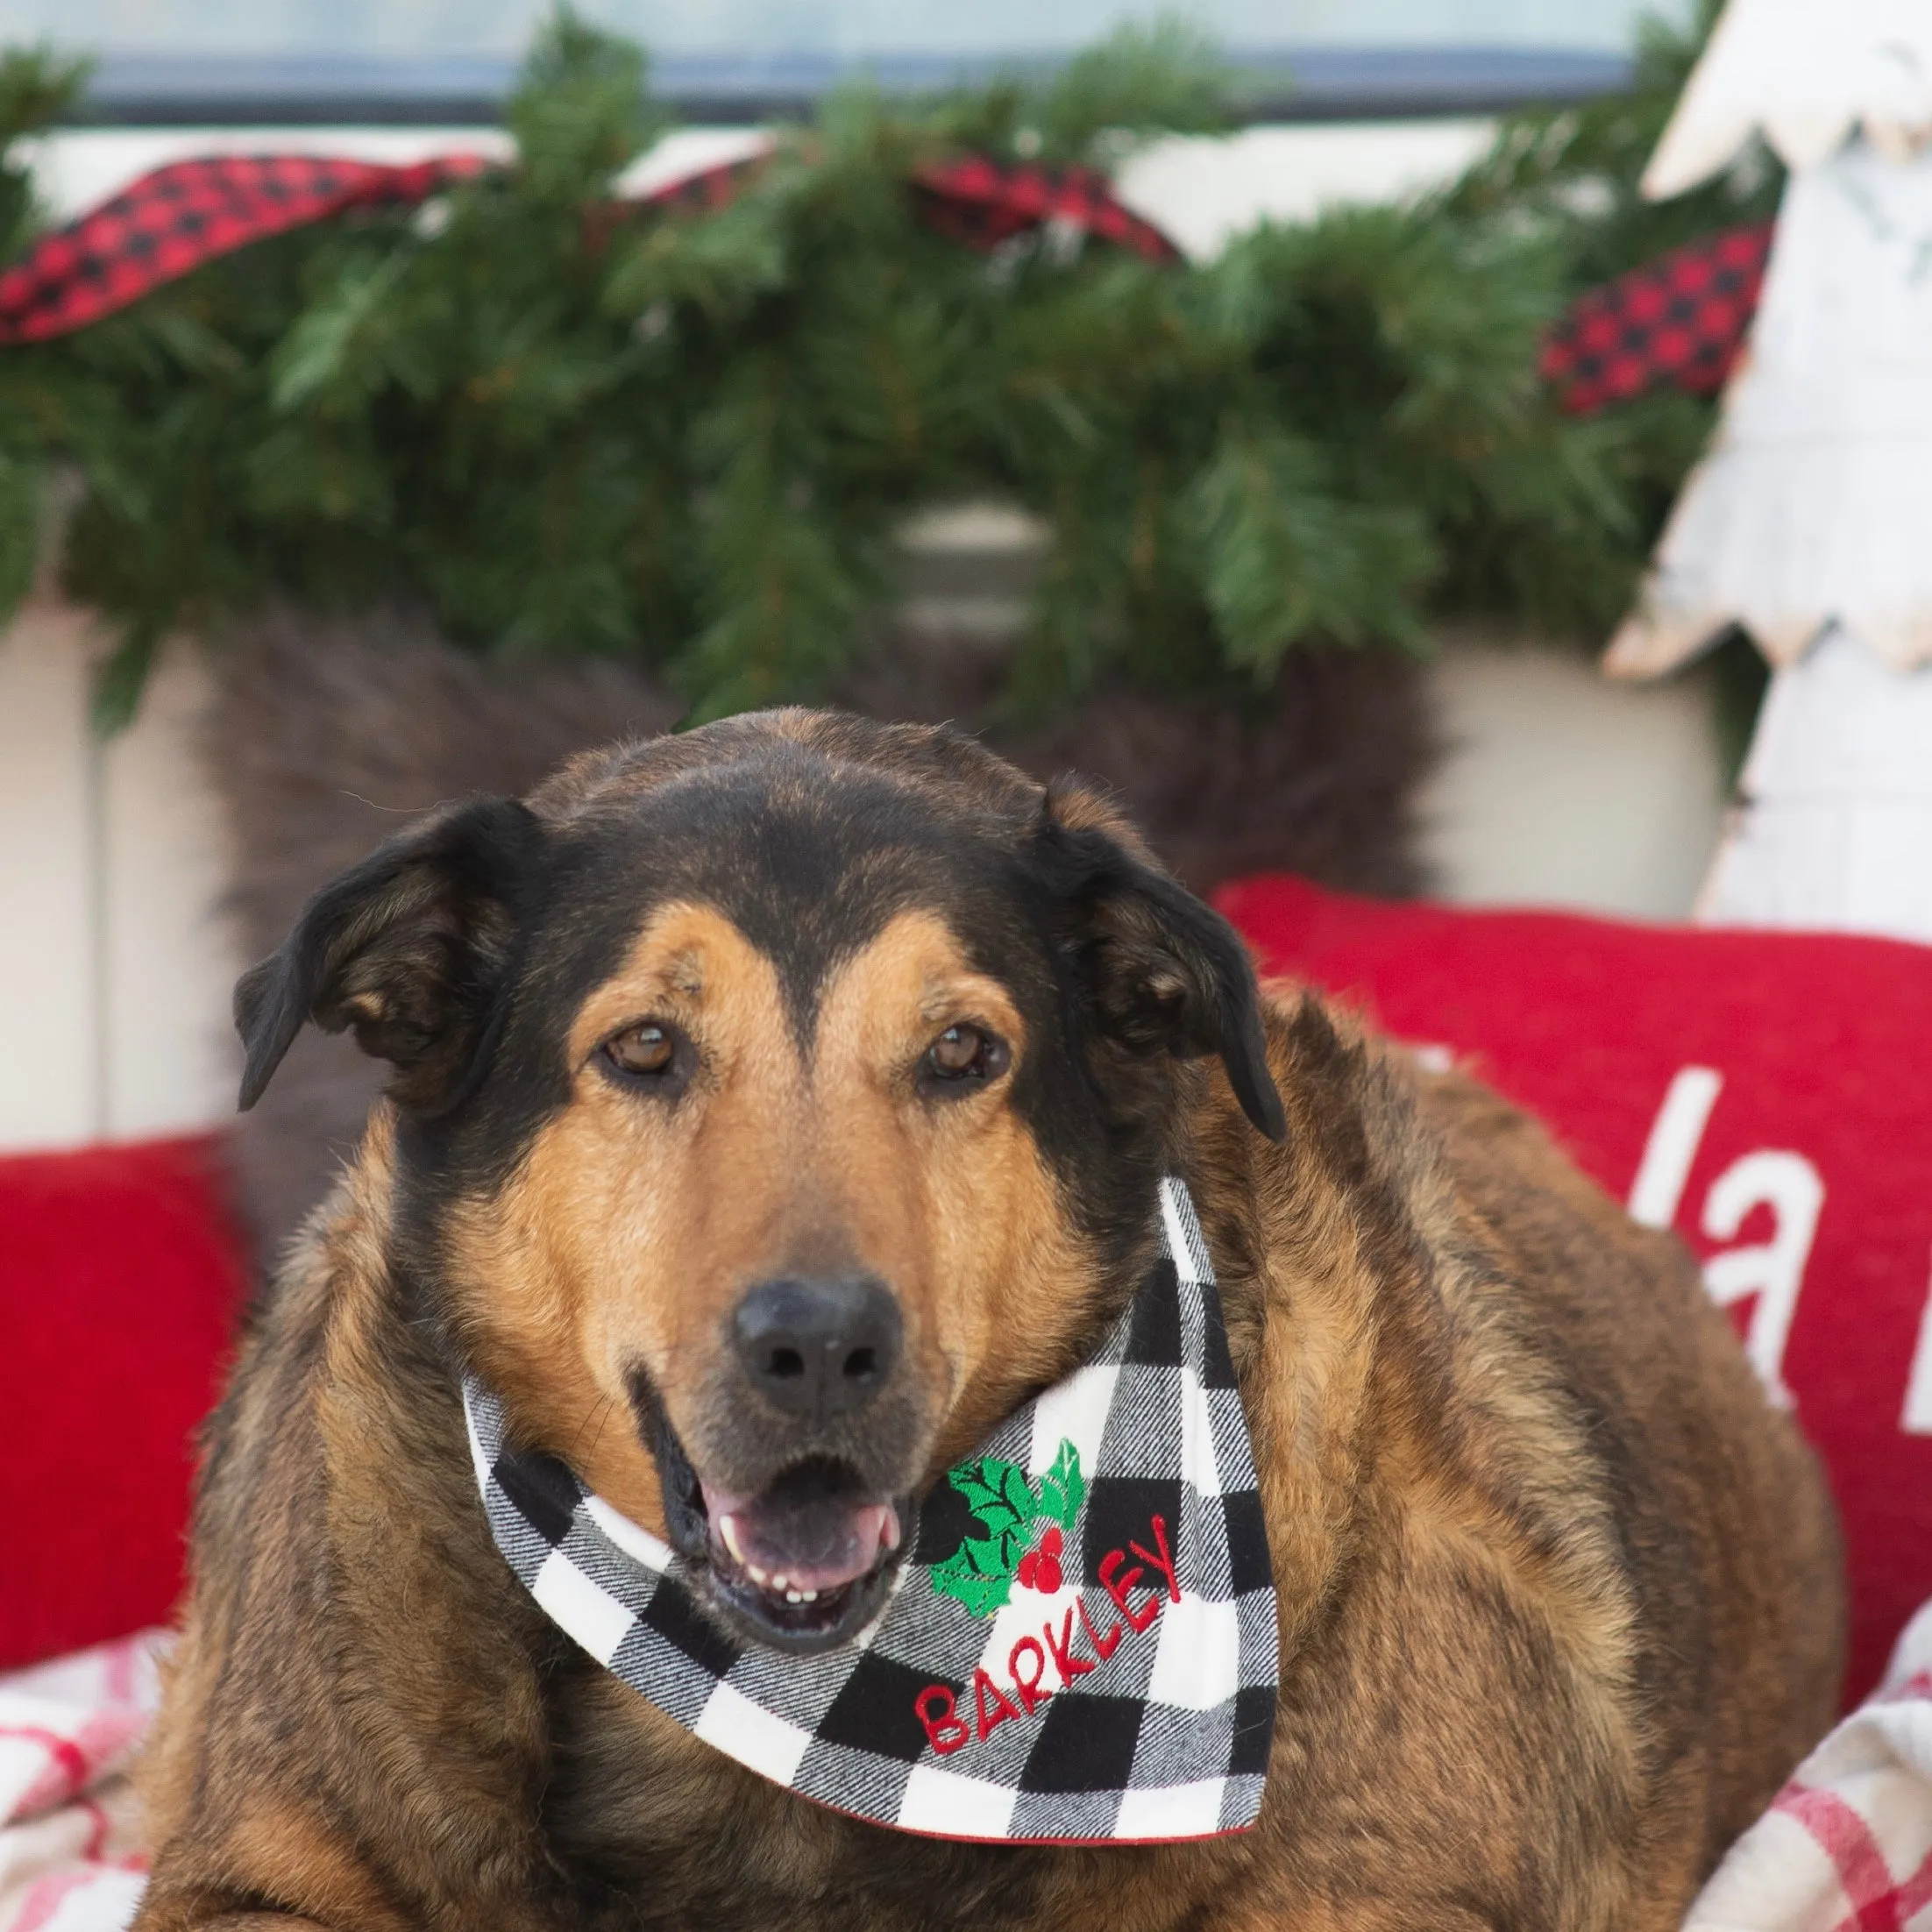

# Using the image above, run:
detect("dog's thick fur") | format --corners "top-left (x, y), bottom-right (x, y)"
top-left (135, 712), bottom-right (1843, 1932)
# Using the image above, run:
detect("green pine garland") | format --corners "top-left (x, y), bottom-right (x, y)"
top-left (0, 6), bottom-right (1768, 729)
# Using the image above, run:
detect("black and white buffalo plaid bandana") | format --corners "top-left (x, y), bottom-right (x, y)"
top-left (462, 1176), bottom-right (1277, 1843)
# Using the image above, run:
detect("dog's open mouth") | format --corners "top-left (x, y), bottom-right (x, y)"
top-left (697, 1458), bottom-right (906, 1647)
top-left (640, 1388), bottom-right (913, 1651)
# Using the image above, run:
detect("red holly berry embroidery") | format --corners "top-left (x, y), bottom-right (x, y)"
top-left (1015, 1524), bottom-right (1064, 1594)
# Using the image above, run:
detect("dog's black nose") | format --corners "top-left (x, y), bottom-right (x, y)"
top-left (731, 1276), bottom-right (901, 1422)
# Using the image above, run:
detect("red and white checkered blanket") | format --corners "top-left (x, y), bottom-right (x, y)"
top-left (1688, 1602), bottom-right (1932, 1932)
top-left (6, 1607), bottom-right (1929, 1928)
top-left (0, 1632), bottom-right (163, 1932)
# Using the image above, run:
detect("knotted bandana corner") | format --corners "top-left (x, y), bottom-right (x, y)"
top-left (462, 1176), bottom-right (1277, 1844)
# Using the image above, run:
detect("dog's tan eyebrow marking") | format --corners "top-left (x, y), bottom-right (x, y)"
top-left (917, 982), bottom-right (1003, 1028)
top-left (812, 909), bottom-right (1026, 1076)
top-left (668, 948), bottom-right (703, 997)
top-left (568, 900), bottom-right (785, 1068)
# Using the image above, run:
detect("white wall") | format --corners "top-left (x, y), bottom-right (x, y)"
top-left (96, 637), bottom-right (241, 1140)
top-left (0, 600), bottom-right (100, 1150)
top-left (1420, 636), bottom-right (1726, 920)
top-left (0, 603), bottom-right (238, 1154)
top-left (1117, 120), bottom-right (1495, 261)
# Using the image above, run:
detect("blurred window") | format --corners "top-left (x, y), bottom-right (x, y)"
top-left (6, 0), bottom-right (1690, 122)
top-left (4, 0), bottom-right (1687, 60)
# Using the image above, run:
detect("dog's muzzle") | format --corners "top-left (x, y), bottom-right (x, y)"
top-left (632, 1282), bottom-right (920, 1651)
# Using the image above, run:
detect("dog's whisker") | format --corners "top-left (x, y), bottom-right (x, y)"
top-left (572, 1392), bottom-right (617, 1464)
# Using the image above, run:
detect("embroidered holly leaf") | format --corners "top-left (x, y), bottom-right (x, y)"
top-left (1037, 1438), bottom-right (1085, 1531)
top-left (933, 1445), bottom-right (1083, 1616)
top-left (928, 1533), bottom-right (1018, 1616)
top-left (948, 1453), bottom-right (1034, 1540)
top-left (970, 1526), bottom-right (1027, 1578)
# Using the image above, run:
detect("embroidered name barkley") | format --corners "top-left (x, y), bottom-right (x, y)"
top-left (915, 1507), bottom-right (1181, 1755)
top-left (464, 1176), bottom-right (1278, 1845)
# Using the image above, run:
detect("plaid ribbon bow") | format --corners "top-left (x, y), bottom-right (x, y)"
top-left (463, 1175), bottom-right (1277, 1844)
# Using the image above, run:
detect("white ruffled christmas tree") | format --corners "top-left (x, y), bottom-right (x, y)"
top-left (1602, 0), bottom-right (1932, 941)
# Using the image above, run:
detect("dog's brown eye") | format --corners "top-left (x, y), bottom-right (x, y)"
top-left (923, 1024), bottom-right (1008, 1089)
top-left (606, 1023), bottom-right (676, 1077)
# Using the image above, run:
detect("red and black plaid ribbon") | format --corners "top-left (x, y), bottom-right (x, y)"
top-left (0, 149), bottom-right (1176, 345)
top-left (0, 153), bottom-right (494, 344)
top-left (912, 157), bottom-right (1179, 262)
top-left (0, 146), bottom-right (1770, 412)
top-left (636, 157), bottom-right (764, 217)
top-left (1541, 220), bottom-right (1774, 416)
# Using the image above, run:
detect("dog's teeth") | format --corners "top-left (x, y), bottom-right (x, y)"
top-left (771, 1574), bottom-right (791, 1592)
top-left (747, 1562), bottom-right (771, 1586)
top-left (720, 1515), bottom-right (748, 1566)
top-left (785, 1588), bottom-right (804, 1603)
top-left (800, 1588), bottom-right (818, 1602)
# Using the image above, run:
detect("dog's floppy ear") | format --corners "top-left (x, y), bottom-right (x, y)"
top-left (1033, 779), bottom-right (1286, 1142)
top-left (233, 796), bottom-right (543, 1114)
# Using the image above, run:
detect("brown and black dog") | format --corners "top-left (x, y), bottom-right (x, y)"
top-left (134, 710), bottom-right (1843, 1932)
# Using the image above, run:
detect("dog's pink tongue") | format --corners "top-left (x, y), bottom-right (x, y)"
top-left (706, 1486), bottom-right (900, 1594)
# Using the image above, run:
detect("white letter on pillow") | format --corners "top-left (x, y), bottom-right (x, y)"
top-left (1629, 1066), bottom-right (1725, 1231)
top-left (1701, 1151), bottom-right (1824, 1409)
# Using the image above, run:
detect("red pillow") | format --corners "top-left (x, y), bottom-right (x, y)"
top-left (1219, 874), bottom-right (1932, 1705)
top-left (0, 1136), bottom-right (247, 1671)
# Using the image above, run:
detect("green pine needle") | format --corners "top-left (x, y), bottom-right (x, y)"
top-left (0, 46), bottom-right (89, 261)
top-left (1034, 18), bottom-right (1232, 162)
top-left (508, 8), bottom-right (665, 203)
